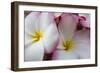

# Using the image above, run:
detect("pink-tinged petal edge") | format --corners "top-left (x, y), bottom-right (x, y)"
top-left (78, 14), bottom-right (90, 28)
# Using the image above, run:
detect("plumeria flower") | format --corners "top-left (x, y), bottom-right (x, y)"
top-left (52, 13), bottom-right (90, 60)
top-left (24, 12), bottom-right (58, 61)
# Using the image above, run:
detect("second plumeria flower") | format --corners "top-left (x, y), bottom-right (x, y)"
top-left (52, 13), bottom-right (90, 60)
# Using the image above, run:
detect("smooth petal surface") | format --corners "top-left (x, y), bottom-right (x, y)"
top-left (25, 12), bottom-right (40, 33)
top-left (43, 23), bottom-right (59, 54)
top-left (79, 14), bottom-right (90, 28)
top-left (72, 29), bottom-right (90, 59)
top-left (24, 40), bottom-right (44, 61)
top-left (58, 13), bottom-right (78, 40)
top-left (38, 12), bottom-right (55, 32)
top-left (52, 49), bottom-right (78, 60)
top-left (25, 32), bottom-right (33, 47)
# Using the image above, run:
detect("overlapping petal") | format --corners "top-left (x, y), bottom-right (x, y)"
top-left (38, 12), bottom-right (55, 32)
top-left (43, 23), bottom-right (59, 53)
top-left (58, 13), bottom-right (78, 40)
top-left (38, 12), bottom-right (59, 54)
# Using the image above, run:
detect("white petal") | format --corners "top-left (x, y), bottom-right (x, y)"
top-left (42, 23), bottom-right (59, 54)
top-left (58, 13), bottom-right (78, 40)
top-left (24, 40), bottom-right (44, 61)
top-left (39, 12), bottom-right (55, 32)
top-left (79, 14), bottom-right (90, 28)
top-left (25, 12), bottom-right (40, 33)
top-left (73, 29), bottom-right (90, 59)
top-left (25, 32), bottom-right (33, 47)
top-left (52, 49), bottom-right (78, 60)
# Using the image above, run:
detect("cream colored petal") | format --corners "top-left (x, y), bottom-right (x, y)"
top-left (38, 12), bottom-right (55, 32)
top-left (25, 12), bottom-right (40, 33)
top-left (42, 23), bottom-right (59, 54)
top-left (25, 32), bottom-right (33, 47)
top-left (24, 40), bottom-right (44, 61)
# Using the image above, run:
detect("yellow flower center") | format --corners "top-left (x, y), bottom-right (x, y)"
top-left (62, 40), bottom-right (73, 51)
top-left (31, 31), bottom-right (43, 43)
